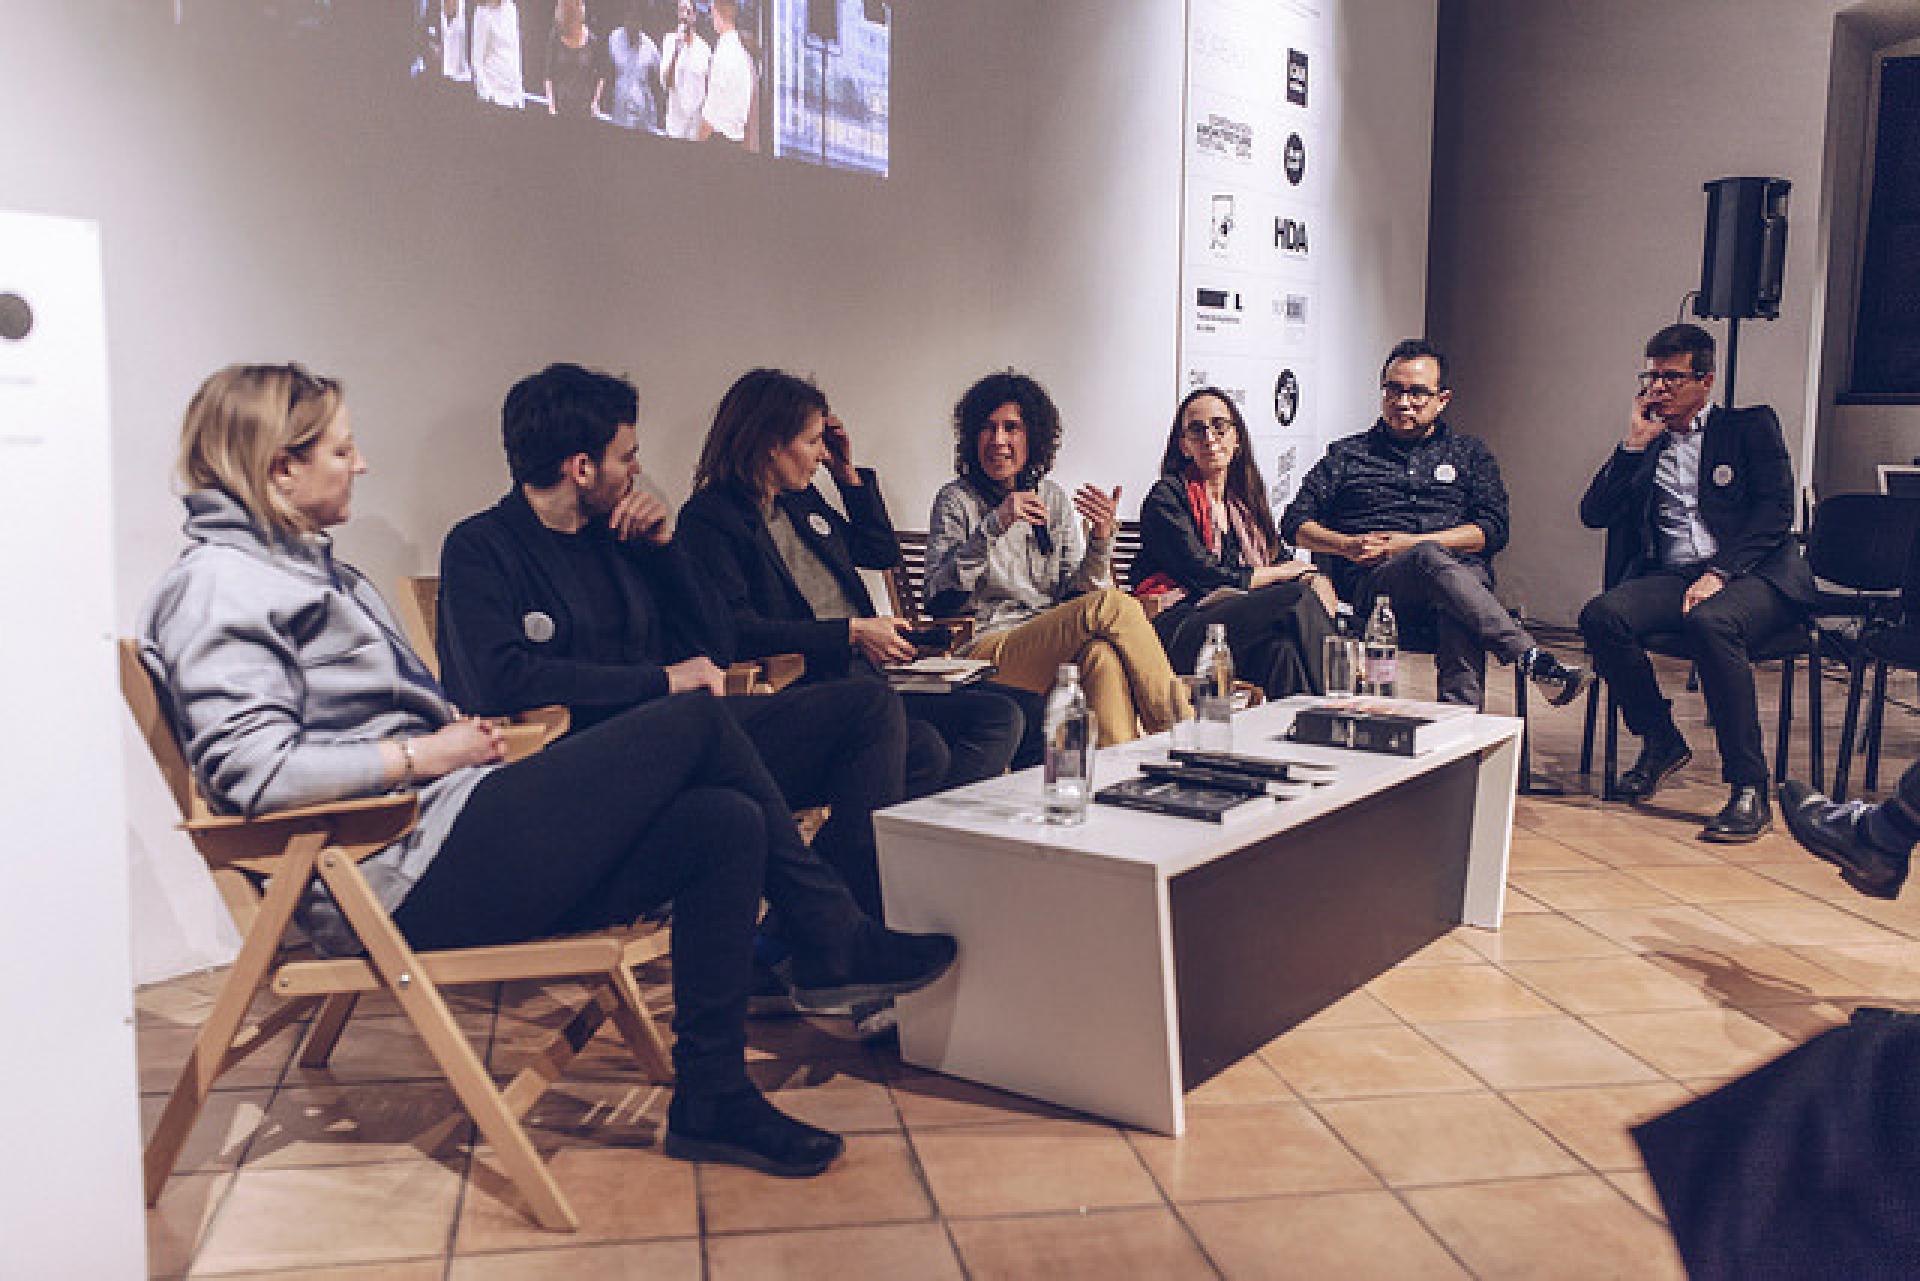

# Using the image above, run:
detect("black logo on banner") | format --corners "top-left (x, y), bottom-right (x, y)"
top-left (1275, 369), bottom-right (1300, 427)
top-left (1195, 113), bottom-right (1253, 162)
top-left (1284, 133), bottom-right (1306, 186)
top-left (1274, 217), bottom-right (1309, 257)
top-left (1287, 49), bottom-right (1309, 107)
top-left (1196, 287), bottom-right (1244, 312)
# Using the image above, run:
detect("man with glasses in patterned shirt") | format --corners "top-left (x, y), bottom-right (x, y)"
top-left (1577, 323), bottom-right (1816, 842)
top-left (1283, 338), bottom-right (1589, 709)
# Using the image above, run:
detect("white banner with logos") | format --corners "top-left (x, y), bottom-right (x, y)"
top-left (1181, 0), bottom-right (1327, 524)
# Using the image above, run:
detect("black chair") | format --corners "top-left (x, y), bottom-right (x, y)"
top-left (1574, 521), bottom-right (1824, 801)
top-left (1831, 506), bottom-right (1920, 800)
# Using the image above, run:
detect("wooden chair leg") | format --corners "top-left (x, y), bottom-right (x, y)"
top-left (1774, 654), bottom-right (1795, 786)
top-left (1865, 661), bottom-right (1890, 793)
top-left (1834, 650), bottom-right (1869, 802)
top-left (601, 961), bottom-right (674, 1083)
top-left (499, 996), bottom-right (615, 1120)
top-left (298, 993), bottom-right (359, 1069)
top-left (316, 851), bottom-right (578, 1232)
top-left (145, 833), bottom-right (322, 1207)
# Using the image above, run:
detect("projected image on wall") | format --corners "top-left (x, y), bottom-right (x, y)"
top-left (770, 0), bottom-right (890, 175)
top-left (172, 1), bottom-right (890, 176)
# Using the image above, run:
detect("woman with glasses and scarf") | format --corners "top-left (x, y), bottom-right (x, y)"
top-left (1134, 386), bottom-right (1338, 699)
top-left (924, 370), bottom-right (1183, 747)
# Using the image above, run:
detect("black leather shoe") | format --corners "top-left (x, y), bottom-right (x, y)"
top-left (783, 925), bottom-right (958, 1014)
top-left (1615, 734), bottom-right (1692, 802)
top-left (665, 1086), bottom-right (845, 1177)
top-left (1701, 784), bottom-right (1772, 843)
top-left (1781, 780), bottom-right (1911, 899)
top-left (1523, 648), bottom-right (1591, 709)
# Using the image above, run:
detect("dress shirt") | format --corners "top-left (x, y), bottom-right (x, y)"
top-left (1651, 408), bottom-right (1719, 570)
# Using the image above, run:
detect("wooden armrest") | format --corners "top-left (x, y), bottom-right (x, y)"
top-left (182, 791), bottom-right (419, 834)
top-left (759, 653), bottom-right (805, 692)
top-left (491, 705), bottom-right (569, 761)
top-left (724, 654), bottom-right (808, 697)
top-left (184, 792), bottom-right (420, 871)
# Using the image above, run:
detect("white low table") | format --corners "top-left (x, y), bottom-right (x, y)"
top-left (875, 697), bottom-right (1521, 1135)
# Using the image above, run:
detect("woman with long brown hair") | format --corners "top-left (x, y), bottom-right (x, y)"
top-left (1133, 386), bottom-right (1337, 698)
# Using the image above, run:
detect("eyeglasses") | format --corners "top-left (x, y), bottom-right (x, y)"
top-left (1181, 418), bottom-right (1236, 441)
top-left (1380, 381), bottom-right (1440, 406)
top-left (1636, 370), bottom-right (1708, 391)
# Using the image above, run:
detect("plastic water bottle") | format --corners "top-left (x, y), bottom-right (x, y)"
top-left (1043, 663), bottom-right (1097, 824)
top-left (1362, 595), bottom-right (1399, 697)
top-left (1193, 622), bottom-right (1235, 749)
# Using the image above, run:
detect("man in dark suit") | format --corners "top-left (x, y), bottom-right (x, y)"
top-left (1578, 324), bottom-right (1816, 841)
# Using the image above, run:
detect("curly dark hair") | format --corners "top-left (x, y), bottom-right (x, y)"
top-left (1158, 386), bottom-right (1280, 553)
top-left (951, 370), bottom-right (1062, 493)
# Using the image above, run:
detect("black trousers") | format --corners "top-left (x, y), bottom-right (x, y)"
top-left (1157, 580), bottom-right (1335, 700)
top-left (393, 693), bottom-right (862, 1097)
top-left (901, 685), bottom-right (1025, 793)
top-left (726, 677), bottom-right (907, 918)
top-left (1578, 569), bottom-right (1802, 786)
top-left (1355, 542), bottom-right (1533, 708)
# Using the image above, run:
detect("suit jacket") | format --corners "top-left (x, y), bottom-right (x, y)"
top-left (436, 488), bottom-right (734, 723)
top-left (676, 468), bottom-right (900, 678)
top-left (1579, 404), bottom-right (1816, 605)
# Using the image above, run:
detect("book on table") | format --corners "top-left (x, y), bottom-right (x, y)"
top-left (1285, 695), bottom-right (1476, 757)
top-left (1094, 775), bottom-right (1278, 823)
top-left (884, 656), bottom-right (996, 694)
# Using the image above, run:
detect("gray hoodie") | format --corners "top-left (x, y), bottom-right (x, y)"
top-left (139, 490), bottom-right (495, 953)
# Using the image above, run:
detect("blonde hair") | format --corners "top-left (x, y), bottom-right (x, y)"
top-left (177, 363), bottom-right (343, 540)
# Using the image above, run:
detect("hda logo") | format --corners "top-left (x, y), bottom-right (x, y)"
top-left (1274, 217), bottom-right (1309, 256)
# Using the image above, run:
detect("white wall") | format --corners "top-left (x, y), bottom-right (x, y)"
top-left (1429, 0), bottom-right (1856, 625)
top-left (1, 1), bottom-right (1436, 982)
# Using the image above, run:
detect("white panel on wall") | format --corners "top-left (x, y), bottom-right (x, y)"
top-left (1182, 0), bottom-right (1328, 504)
top-left (0, 210), bottom-right (147, 1279)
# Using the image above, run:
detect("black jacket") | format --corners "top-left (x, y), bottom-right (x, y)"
top-left (676, 469), bottom-right (900, 678)
top-left (1579, 404), bottom-right (1816, 605)
top-left (1133, 473), bottom-right (1279, 594)
top-left (436, 488), bottom-right (734, 722)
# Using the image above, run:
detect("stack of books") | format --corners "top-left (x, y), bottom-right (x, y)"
top-left (1094, 751), bottom-right (1335, 823)
top-left (1285, 696), bottom-right (1476, 756)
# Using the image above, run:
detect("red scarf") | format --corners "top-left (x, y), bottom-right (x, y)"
top-left (1136, 470), bottom-right (1273, 601)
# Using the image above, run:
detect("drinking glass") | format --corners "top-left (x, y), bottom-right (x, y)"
top-left (1322, 635), bottom-right (1364, 697)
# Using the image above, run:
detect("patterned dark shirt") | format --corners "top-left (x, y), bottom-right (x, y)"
top-left (1281, 419), bottom-right (1511, 590)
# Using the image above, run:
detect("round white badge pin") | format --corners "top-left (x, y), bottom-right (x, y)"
top-left (523, 611), bottom-right (556, 643)
top-left (1434, 463), bottom-right (1457, 484)
top-left (808, 512), bottom-right (832, 538)
top-left (1712, 464), bottom-right (1734, 487)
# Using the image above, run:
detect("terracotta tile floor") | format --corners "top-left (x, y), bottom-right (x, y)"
top-left (137, 655), bottom-right (1920, 1278)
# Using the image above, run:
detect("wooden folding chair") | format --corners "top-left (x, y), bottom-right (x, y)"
top-left (122, 642), bottom-right (674, 1231)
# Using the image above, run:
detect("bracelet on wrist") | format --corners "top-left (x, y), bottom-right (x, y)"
top-left (398, 737), bottom-right (417, 787)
